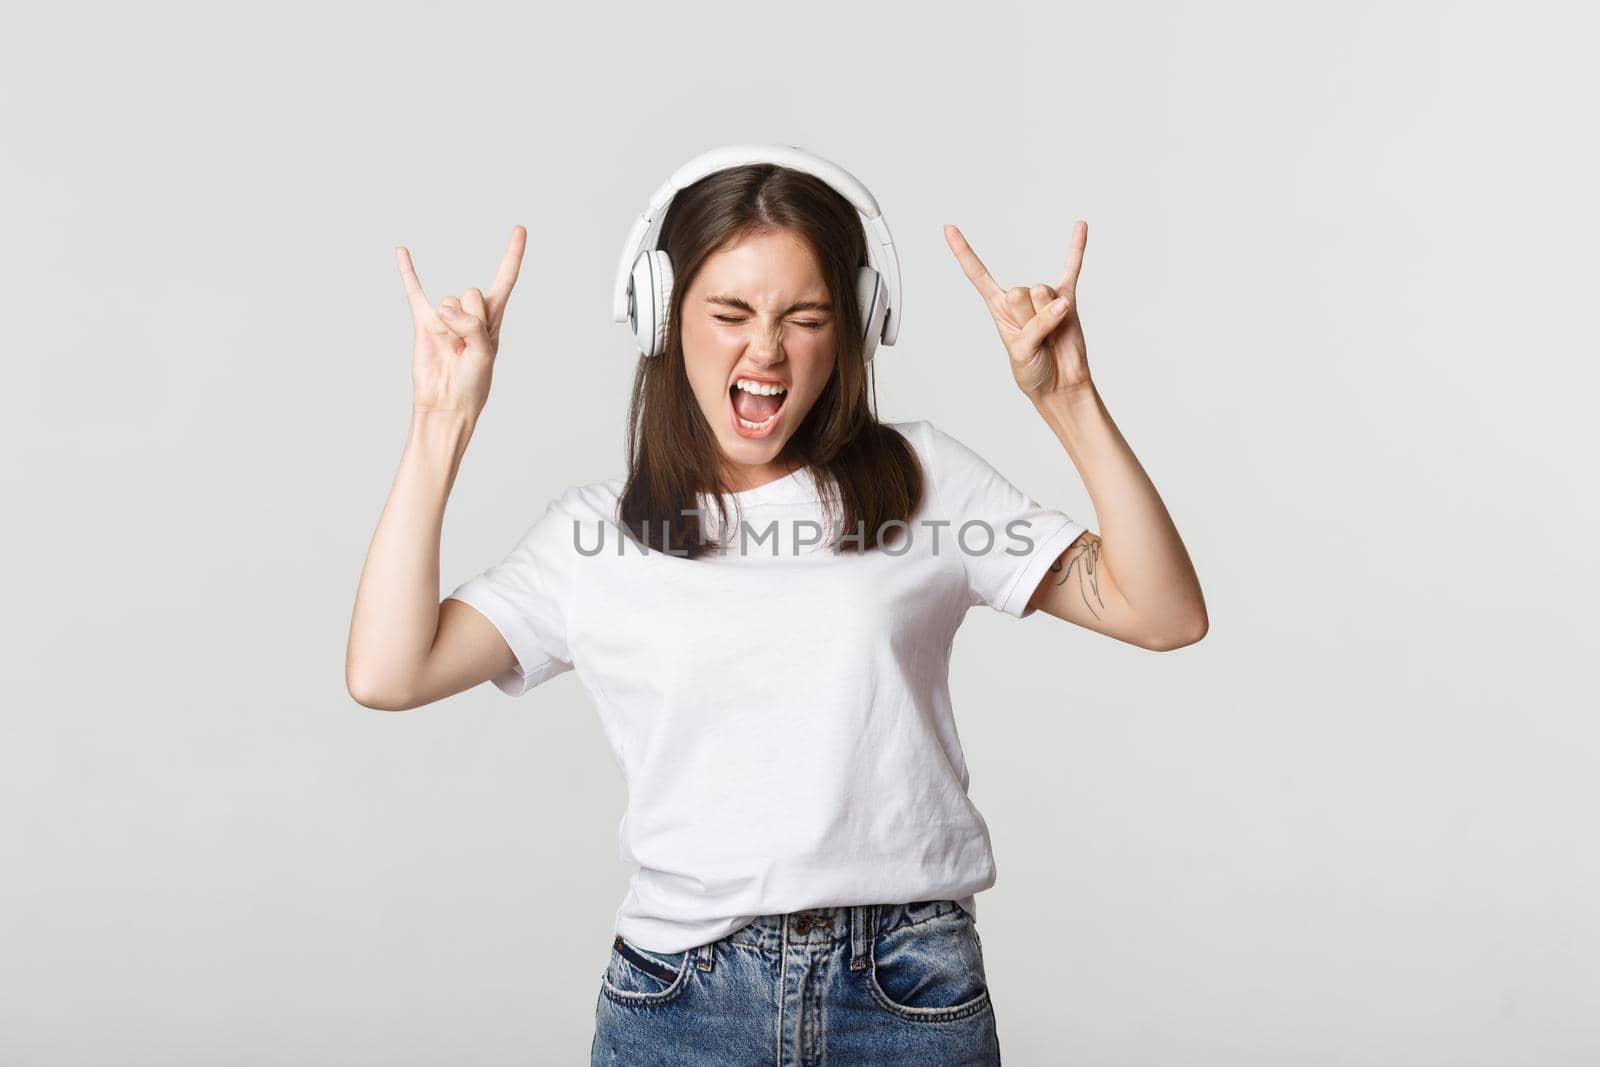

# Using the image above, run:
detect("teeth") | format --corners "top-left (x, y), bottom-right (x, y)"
top-left (734, 378), bottom-right (788, 396)
top-left (737, 413), bottom-right (776, 429)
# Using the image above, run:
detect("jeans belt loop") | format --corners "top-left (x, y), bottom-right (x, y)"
top-left (849, 904), bottom-right (872, 971)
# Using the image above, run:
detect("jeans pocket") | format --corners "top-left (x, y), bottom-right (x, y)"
top-left (866, 905), bottom-right (992, 1022)
top-left (601, 934), bottom-right (692, 1006)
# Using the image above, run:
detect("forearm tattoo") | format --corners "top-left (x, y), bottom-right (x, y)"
top-left (1044, 532), bottom-right (1105, 619)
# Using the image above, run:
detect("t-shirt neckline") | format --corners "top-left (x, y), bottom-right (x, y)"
top-left (701, 464), bottom-right (818, 508)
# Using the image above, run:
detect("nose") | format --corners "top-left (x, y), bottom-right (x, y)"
top-left (744, 335), bottom-right (786, 368)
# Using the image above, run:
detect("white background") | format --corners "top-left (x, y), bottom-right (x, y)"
top-left (4, 1), bottom-right (1596, 1063)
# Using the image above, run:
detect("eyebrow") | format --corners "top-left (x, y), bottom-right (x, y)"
top-left (704, 294), bottom-right (833, 314)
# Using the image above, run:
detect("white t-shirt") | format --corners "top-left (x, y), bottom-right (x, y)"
top-left (446, 418), bottom-right (1088, 952)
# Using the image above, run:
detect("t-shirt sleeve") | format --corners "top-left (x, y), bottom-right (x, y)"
top-left (918, 419), bottom-right (1090, 618)
top-left (445, 490), bottom-right (578, 696)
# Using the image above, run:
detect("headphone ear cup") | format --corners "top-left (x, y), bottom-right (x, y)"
top-left (855, 265), bottom-right (887, 365)
top-left (629, 249), bottom-right (676, 358)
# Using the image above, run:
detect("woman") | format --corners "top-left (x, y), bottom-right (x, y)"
top-left (346, 148), bottom-right (1207, 1065)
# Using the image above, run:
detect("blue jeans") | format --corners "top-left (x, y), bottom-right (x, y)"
top-left (592, 898), bottom-right (1001, 1065)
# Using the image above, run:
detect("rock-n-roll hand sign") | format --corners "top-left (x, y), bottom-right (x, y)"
top-left (396, 225), bottom-right (527, 418)
top-left (943, 220), bottom-right (1091, 406)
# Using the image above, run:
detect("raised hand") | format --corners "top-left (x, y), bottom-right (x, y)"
top-left (396, 225), bottom-right (527, 418)
top-left (943, 221), bottom-right (1091, 405)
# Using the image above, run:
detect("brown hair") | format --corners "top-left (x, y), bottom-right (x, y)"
top-left (617, 163), bottom-right (922, 558)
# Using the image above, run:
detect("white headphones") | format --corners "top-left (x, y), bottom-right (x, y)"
top-left (612, 143), bottom-right (903, 363)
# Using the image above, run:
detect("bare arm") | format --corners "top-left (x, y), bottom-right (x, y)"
top-left (344, 228), bottom-right (528, 710)
top-left (1024, 384), bottom-right (1208, 650)
top-left (944, 220), bottom-right (1207, 651)
top-left (345, 412), bottom-right (519, 709)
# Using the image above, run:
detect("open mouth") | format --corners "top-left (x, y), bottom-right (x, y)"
top-left (728, 378), bottom-right (789, 433)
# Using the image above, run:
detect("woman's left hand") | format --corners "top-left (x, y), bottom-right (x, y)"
top-left (943, 221), bottom-right (1091, 406)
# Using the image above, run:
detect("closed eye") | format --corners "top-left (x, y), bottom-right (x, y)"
top-left (714, 315), bottom-right (824, 331)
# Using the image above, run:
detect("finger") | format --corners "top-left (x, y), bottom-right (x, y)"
top-left (460, 287), bottom-right (488, 325)
top-left (1055, 219), bottom-right (1088, 295)
top-left (437, 302), bottom-right (492, 357)
top-left (1003, 285), bottom-right (1035, 323)
top-left (1030, 283), bottom-right (1058, 315)
top-left (1014, 293), bottom-right (1073, 358)
top-left (395, 246), bottom-right (432, 318)
top-left (428, 295), bottom-right (462, 336)
top-left (485, 225), bottom-right (527, 329)
top-left (943, 224), bottom-right (1004, 303)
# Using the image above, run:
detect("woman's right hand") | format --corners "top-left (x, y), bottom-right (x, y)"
top-left (396, 225), bottom-right (527, 419)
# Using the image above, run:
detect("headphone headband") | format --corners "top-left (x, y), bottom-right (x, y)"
top-left (611, 143), bottom-right (902, 348)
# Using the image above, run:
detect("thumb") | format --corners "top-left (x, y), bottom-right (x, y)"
top-left (438, 304), bottom-right (493, 358)
top-left (1013, 294), bottom-right (1071, 359)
